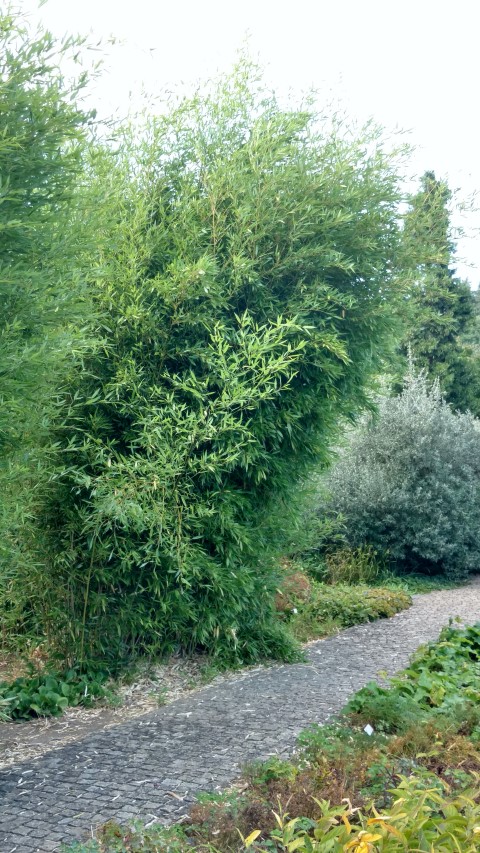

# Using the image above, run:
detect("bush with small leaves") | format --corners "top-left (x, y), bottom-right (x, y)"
top-left (320, 368), bottom-right (480, 579)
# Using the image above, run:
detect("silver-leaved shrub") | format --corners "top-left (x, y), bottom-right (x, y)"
top-left (322, 369), bottom-right (480, 578)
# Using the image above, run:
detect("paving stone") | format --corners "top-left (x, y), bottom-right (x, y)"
top-left (1, 581), bottom-right (480, 852)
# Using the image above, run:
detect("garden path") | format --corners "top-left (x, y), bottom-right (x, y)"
top-left (2, 580), bottom-right (480, 853)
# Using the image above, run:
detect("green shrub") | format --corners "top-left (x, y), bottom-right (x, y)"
top-left (262, 777), bottom-right (480, 852)
top-left (346, 681), bottom-right (426, 733)
top-left (320, 368), bottom-right (480, 579)
top-left (14, 60), bottom-right (408, 667)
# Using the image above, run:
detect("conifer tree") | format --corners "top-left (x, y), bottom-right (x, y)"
top-left (402, 171), bottom-right (479, 411)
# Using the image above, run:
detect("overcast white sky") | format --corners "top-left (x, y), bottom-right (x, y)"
top-left (19, 0), bottom-right (480, 285)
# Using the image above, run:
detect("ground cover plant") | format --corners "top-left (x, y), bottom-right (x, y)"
top-left (0, 667), bottom-right (109, 722)
top-left (64, 622), bottom-right (480, 851)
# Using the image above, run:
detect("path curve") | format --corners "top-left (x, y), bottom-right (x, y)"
top-left (2, 581), bottom-right (480, 853)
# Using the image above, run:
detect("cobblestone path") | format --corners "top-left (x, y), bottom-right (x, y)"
top-left (2, 581), bottom-right (480, 853)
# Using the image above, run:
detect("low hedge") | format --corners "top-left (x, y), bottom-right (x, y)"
top-left (277, 573), bottom-right (411, 642)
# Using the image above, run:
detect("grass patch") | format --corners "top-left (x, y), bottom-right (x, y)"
top-left (378, 572), bottom-right (468, 595)
top-left (300, 545), bottom-right (471, 595)
top-left (62, 821), bottom-right (188, 852)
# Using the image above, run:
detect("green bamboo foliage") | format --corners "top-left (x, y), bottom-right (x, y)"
top-left (0, 13), bottom-right (94, 449)
top-left (0, 12), bottom-right (95, 648)
top-left (2, 49), bottom-right (409, 665)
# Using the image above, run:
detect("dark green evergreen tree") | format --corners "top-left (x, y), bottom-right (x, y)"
top-left (402, 171), bottom-right (479, 411)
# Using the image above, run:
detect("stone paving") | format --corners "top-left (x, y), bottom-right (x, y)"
top-left (2, 581), bottom-right (480, 853)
